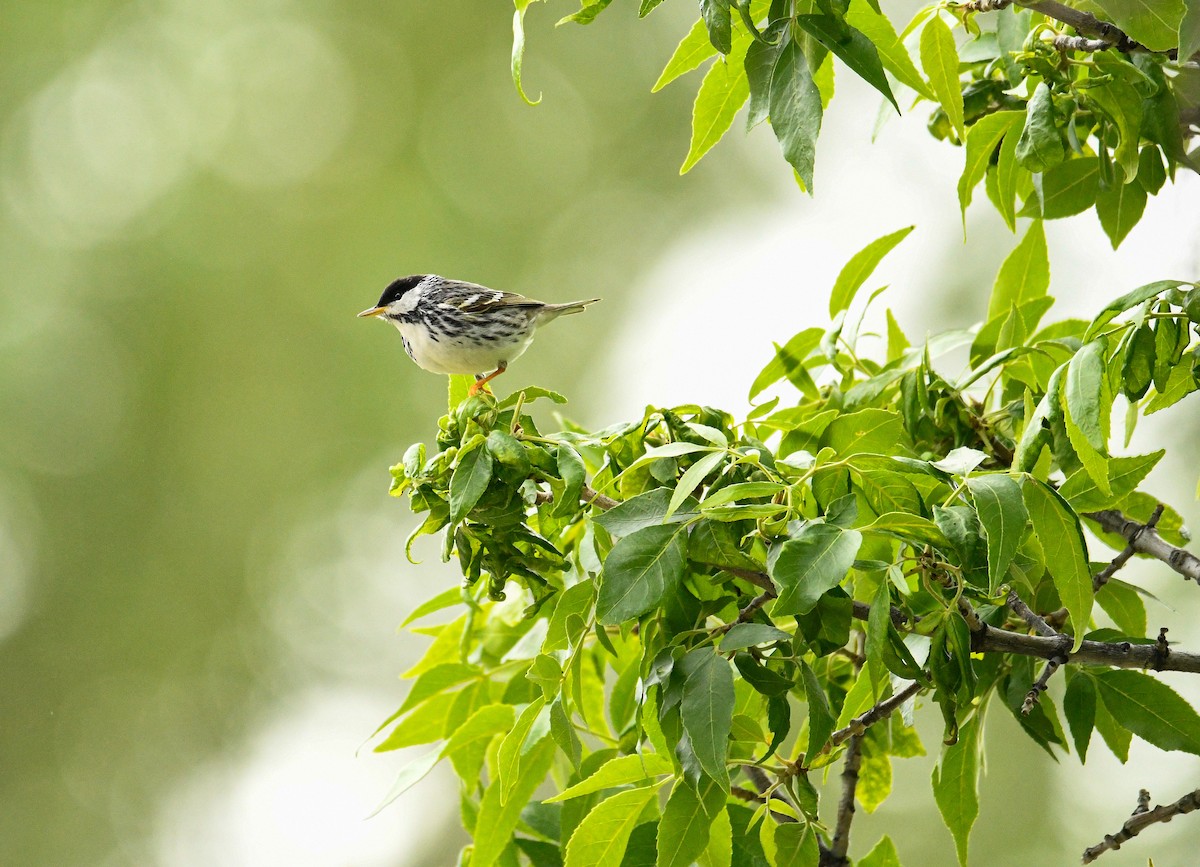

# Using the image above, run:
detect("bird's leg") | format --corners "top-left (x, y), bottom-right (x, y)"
top-left (468, 361), bottom-right (508, 396)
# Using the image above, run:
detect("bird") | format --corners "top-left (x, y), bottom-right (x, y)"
top-left (358, 275), bottom-right (599, 395)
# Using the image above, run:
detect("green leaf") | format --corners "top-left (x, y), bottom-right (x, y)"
top-left (669, 450), bottom-right (727, 518)
top-left (1181, 0), bottom-right (1200, 61)
top-left (449, 439), bottom-right (494, 524)
top-left (511, 2), bottom-right (542, 106)
top-left (966, 474), bottom-right (1028, 593)
top-left (401, 586), bottom-right (465, 627)
top-left (556, 445), bottom-right (586, 516)
top-left (473, 739), bottom-right (557, 867)
top-left (595, 488), bottom-right (695, 537)
top-left (700, 0), bottom-right (733, 54)
top-left (1097, 167), bottom-right (1148, 249)
top-left (1096, 670), bottom-right (1200, 755)
top-left (828, 226), bottom-right (914, 317)
top-left (597, 523), bottom-right (689, 624)
top-left (987, 220), bottom-right (1049, 321)
top-left (1085, 280), bottom-right (1186, 339)
top-left (698, 806), bottom-right (732, 867)
top-left (749, 328), bottom-right (824, 400)
top-left (657, 777), bottom-right (727, 867)
top-left (1063, 338), bottom-right (1112, 496)
top-left (398, 662), bottom-right (480, 715)
top-left (720, 623), bottom-right (793, 650)
top-left (768, 35), bottom-right (824, 192)
top-left (1094, 697), bottom-right (1131, 762)
top-left (795, 14), bottom-right (898, 111)
top-left (1015, 82), bottom-right (1063, 172)
top-left (1063, 672), bottom-right (1097, 763)
top-left (368, 748), bottom-right (442, 818)
top-left (1059, 450), bottom-right (1163, 511)
top-left (845, 0), bottom-right (933, 99)
top-left (1093, 0), bottom-right (1185, 51)
top-left (679, 648), bottom-right (736, 790)
top-left (1087, 56), bottom-right (1143, 181)
top-left (498, 697), bottom-right (550, 803)
top-left (773, 823), bottom-right (819, 866)
top-left (1023, 478), bottom-right (1092, 650)
top-left (744, 26), bottom-right (783, 130)
top-left (558, 0), bottom-right (614, 26)
top-left (654, 18), bottom-right (719, 92)
top-left (1035, 157), bottom-right (1100, 219)
top-left (771, 523), bottom-right (863, 615)
top-left (800, 659), bottom-right (836, 762)
top-left (822, 407), bottom-right (910, 457)
top-left (546, 754), bottom-right (674, 802)
top-left (682, 34), bottom-right (752, 173)
top-left (858, 835), bottom-right (901, 867)
top-left (920, 16), bottom-right (964, 140)
top-left (1096, 579), bottom-right (1147, 638)
top-left (995, 115), bottom-right (1023, 230)
top-left (931, 714), bottom-right (980, 867)
top-left (564, 785), bottom-right (660, 867)
top-left (958, 111), bottom-right (1023, 220)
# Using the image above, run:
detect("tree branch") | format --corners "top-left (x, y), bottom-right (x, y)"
top-left (829, 680), bottom-right (926, 746)
top-left (1082, 786), bottom-right (1200, 863)
top-left (1085, 508), bottom-right (1198, 585)
top-left (828, 735), bottom-right (862, 866)
top-left (713, 590), bottom-right (775, 635)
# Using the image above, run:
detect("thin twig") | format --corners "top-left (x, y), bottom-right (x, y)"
top-left (829, 680), bottom-right (926, 746)
top-left (1006, 589), bottom-right (1060, 637)
top-left (1085, 509), bottom-right (1200, 584)
top-left (1052, 34), bottom-right (1110, 53)
top-left (1082, 786), bottom-right (1200, 863)
top-left (1023, 656), bottom-right (1064, 714)
top-left (713, 591), bottom-right (774, 636)
top-left (1092, 505), bottom-right (1166, 590)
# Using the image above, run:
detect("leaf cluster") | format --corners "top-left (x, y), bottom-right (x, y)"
top-left (375, 228), bottom-right (1200, 866)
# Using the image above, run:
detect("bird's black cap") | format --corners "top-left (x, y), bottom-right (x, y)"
top-left (376, 275), bottom-right (426, 307)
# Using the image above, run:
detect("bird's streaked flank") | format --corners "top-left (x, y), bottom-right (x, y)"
top-left (359, 275), bottom-right (598, 395)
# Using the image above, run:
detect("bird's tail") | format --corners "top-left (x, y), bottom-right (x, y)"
top-left (539, 298), bottom-right (601, 321)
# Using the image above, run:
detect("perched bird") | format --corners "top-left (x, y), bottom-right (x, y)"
top-left (358, 275), bottom-right (599, 394)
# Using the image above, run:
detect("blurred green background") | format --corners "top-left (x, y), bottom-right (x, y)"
top-left (2, 1), bottom-right (1198, 865)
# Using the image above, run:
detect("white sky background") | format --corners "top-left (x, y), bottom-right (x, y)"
top-left (153, 39), bottom-right (1200, 867)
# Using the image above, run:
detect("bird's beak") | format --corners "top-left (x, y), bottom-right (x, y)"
top-left (357, 306), bottom-right (386, 318)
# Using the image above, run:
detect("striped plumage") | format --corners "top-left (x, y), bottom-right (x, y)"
top-left (358, 275), bottom-right (599, 392)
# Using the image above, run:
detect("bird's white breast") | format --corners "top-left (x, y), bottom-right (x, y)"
top-left (391, 319), bottom-right (534, 375)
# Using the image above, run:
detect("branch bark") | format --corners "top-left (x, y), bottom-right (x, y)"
top-left (1085, 509), bottom-right (1200, 585)
top-left (828, 735), bottom-right (862, 866)
top-left (1082, 786), bottom-right (1200, 863)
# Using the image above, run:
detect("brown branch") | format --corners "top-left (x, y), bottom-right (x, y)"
top-left (972, 624), bottom-right (1200, 673)
top-left (1006, 589), bottom-right (1070, 713)
top-left (1007, 589), bottom-right (1060, 638)
top-left (714, 590), bottom-right (775, 635)
top-left (1052, 34), bottom-right (1110, 53)
top-left (1089, 506), bottom-right (1171, 588)
top-left (829, 680), bottom-right (926, 746)
top-left (1023, 655), bottom-right (1065, 714)
top-left (829, 736), bottom-right (862, 865)
top-left (1082, 786), bottom-right (1200, 863)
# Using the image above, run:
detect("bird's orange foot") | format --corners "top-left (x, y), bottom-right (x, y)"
top-left (468, 364), bottom-right (507, 396)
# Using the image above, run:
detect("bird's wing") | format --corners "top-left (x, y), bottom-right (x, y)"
top-left (436, 281), bottom-right (545, 314)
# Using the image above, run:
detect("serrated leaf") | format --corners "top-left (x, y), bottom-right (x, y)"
top-left (449, 439), bottom-right (494, 524)
top-left (499, 697), bottom-right (550, 803)
top-left (654, 18), bottom-right (719, 92)
top-left (564, 785), bottom-right (660, 867)
top-left (700, 0), bottom-right (733, 54)
top-left (920, 16), bottom-right (964, 140)
top-left (859, 835), bottom-right (901, 867)
top-left (657, 777), bottom-right (727, 867)
top-left (597, 523), bottom-right (689, 623)
top-left (988, 220), bottom-right (1049, 321)
top-left (931, 714), bottom-right (980, 867)
top-left (1093, 0), bottom-right (1185, 51)
top-left (1087, 57), bottom-right (1143, 181)
top-left (1096, 670), bottom-right (1200, 755)
top-left (995, 115), bottom-right (1023, 230)
top-left (771, 524), bottom-right (863, 615)
top-left (594, 488), bottom-right (696, 538)
top-left (829, 225), bottom-right (915, 317)
top-left (669, 450), bottom-right (727, 518)
top-left (966, 474), bottom-right (1028, 593)
top-left (680, 648), bottom-right (736, 791)
top-left (1023, 478), bottom-right (1092, 650)
top-left (845, 0), bottom-right (933, 99)
top-left (682, 34), bottom-right (752, 173)
top-left (1097, 167), bottom-right (1148, 249)
top-left (1064, 672), bottom-right (1097, 763)
top-left (768, 35), bottom-right (824, 191)
top-left (368, 748), bottom-right (442, 818)
top-left (1015, 82), bottom-right (1063, 172)
top-left (1035, 157), bottom-right (1100, 219)
top-left (795, 14), bottom-right (898, 111)
top-left (749, 328), bottom-right (824, 400)
top-left (720, 623), bottom-right (793, 650)
top-left (546, 754), bottom-right (674, 802)
top-left (1085, 280), bottom-right (1185, 339)
top-left (1063, 339), bottom-right (1112, 496)
top-left (1096, 579), bottom-right (1147, 638)
top-left (958, 111), bottom-right (1023, 221)
top-left (473, 739), bottom-right (556, 867)
top-left (800, 660), bottom-right (836, 762)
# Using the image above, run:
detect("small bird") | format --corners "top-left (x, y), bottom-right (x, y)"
top-left (358, 275), bottom-right (599, 395)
